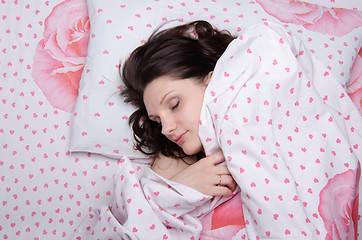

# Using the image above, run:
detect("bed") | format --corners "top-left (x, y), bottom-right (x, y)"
top-left (1, 0), bottom-right (362, 239)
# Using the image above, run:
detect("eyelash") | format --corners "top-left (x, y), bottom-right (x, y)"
top-left (171, 101), bottom-right (179, 110)
top-left (150, 100), bottom-right (179, 125)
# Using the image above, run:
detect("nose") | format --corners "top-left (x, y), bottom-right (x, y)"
top-left (161, 116), bottom-right (176, 136)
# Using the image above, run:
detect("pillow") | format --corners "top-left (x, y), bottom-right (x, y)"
top-left (69, 0), bottom-right (362, 159)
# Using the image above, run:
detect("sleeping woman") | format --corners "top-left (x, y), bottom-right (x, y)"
top-left (121, 20), bottom-right (361, 239)
top-left (72, 20), bottom-right (361, 239)
top-left (122, 20), bottom-right (239, 198)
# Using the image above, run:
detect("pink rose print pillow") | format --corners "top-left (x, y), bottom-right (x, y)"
top-left (32, 0), bottom-right (89, 113)
top-left (69, 0), bottom-right (362, 159)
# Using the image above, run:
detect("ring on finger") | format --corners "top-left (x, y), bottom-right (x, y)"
top-left (218, 175), bottom-right (222, 185)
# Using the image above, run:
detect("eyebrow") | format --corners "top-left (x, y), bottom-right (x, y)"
top-left (160, 90), bottom-right (175, 105)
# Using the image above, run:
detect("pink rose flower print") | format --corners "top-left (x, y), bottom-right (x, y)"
top-left (200, 192), bottom-right (245, 239)
top-left (256, 0), bottom-right (362, 36)
top-left (347, 49), bottom-right (362, 115)
top-left (318, 169), bottom-right (360, 240)
top-left (32, 0), bottom-right (89, 112)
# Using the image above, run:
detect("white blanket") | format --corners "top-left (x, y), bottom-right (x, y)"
top-left (199, 22), bottom-right (362, 239)
top-left (71, 157), bottom-right (231, 239)
top-left (71, 22), bottom-right (361, 240)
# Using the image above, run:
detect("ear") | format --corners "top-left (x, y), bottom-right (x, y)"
top-left (203, 71), bottom-right (213, 86)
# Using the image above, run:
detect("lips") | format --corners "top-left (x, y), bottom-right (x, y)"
top-left (174, 132), bottom-right (186, 145)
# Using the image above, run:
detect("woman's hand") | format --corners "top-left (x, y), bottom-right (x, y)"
top-left (170, 151), bottom-right (237, 197)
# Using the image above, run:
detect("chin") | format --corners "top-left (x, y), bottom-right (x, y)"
top-left (182, 145), bottom-right (203, 156)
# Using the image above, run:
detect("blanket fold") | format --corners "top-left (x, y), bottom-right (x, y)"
top-left (199, 21), bottom-right (361, 239)
top-left (71, 157), bottom-right (229, 239)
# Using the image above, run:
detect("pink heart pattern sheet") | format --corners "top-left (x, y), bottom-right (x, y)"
top-left (199, 22), bottom-right (361, 239)
top-left (1, 0), bottom-right (362, 239)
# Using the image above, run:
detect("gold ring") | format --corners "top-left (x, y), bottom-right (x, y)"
top-left (218, 175), bottom-right (222, 185)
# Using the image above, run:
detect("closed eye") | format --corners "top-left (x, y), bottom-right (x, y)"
top-left (171, 101), bottom-right (179, 110)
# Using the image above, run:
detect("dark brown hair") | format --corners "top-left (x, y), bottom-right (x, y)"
top-left (121, 20), bottom-right (235, 158)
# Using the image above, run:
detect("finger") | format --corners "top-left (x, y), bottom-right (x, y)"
top-left (207, 151), bottom-right (225, 165)
top-left (214, 165), bottom-right (232, 175)
top-left (219, 175), bottom-right (237, 192)
top-left (215, 174), bottom-right (222, 185)
top-left (210, 185), bottom-right (233, 197)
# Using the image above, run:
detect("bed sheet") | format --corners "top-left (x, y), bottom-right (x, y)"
top-left (0, 0), bottom-right (361, 239)
top-left (0, 1), bottom-right (123, 239)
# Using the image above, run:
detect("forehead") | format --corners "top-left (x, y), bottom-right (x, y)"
top-left (145, 75), bottom-right (177, 92)
top-left (144, 76), bottom-right (174, 103)
top-left (144, 76), bottom-right (199, 98)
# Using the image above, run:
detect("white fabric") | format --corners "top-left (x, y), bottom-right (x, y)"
top-left (199, 22), bottom-right (362, 239)
top-left (1, 1), bottom-right (362, 239)
top-left (71, 157), bottom-right (231, 239)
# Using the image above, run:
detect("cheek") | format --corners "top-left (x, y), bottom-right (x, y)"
top-left (195, 92), bottom-right (205, 115)
top-left (187, 97), bottom-right (204, 127)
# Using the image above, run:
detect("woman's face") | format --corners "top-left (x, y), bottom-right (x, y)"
top-left (143, 74), bottom-right (210, 155)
